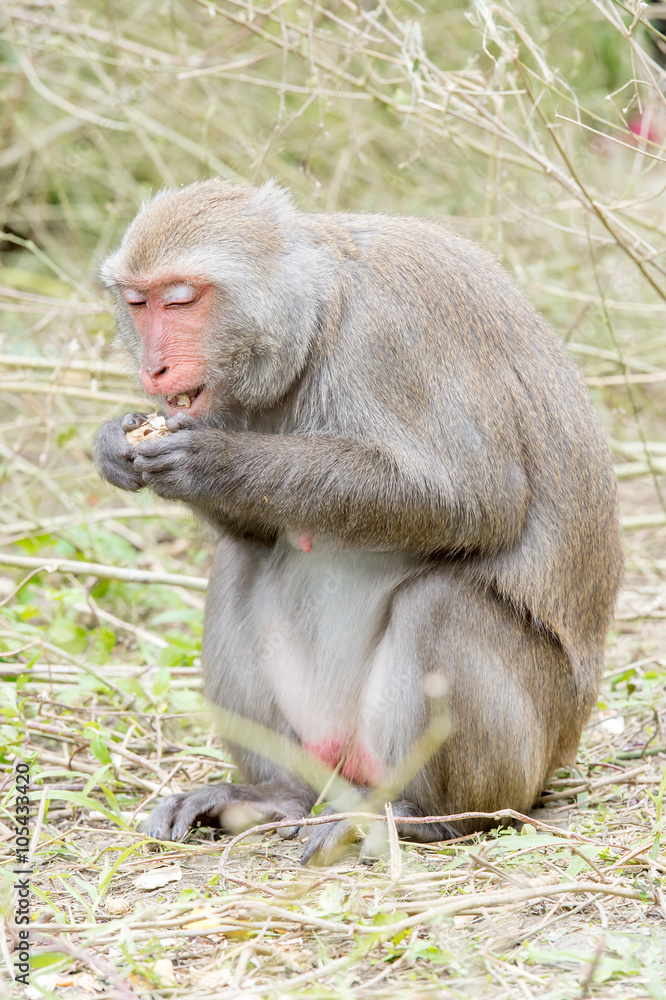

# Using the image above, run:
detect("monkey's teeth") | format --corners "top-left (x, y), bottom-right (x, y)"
top-left (166, 385), bottom-right (203, 408)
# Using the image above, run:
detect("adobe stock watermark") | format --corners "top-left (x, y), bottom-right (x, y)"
top-left (12, 760), bottom-right (33, 987)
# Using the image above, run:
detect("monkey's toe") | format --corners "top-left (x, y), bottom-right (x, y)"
top-left (301, 818), bottom-right (397, 865)
top-left (140, 793), bottom-right (192, 842)
top-left (300, 818), bottom-right (361, 865)
top-left (276, 823), bottom-right (301, 840)
top-left (140, 786), bottom-right (232, 842)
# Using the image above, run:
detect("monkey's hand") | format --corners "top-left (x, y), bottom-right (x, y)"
top-left (94, 414), bottom-right (150, 492)
top-left (141, 782), bottom-right (313, 843)
top-left (132, 414), bottom-right (278, 542)
top-left (131, 413), bottom-right (213, 502)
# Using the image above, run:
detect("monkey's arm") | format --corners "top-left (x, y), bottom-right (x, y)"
top-left (132, 415), bottom-right (529, 555)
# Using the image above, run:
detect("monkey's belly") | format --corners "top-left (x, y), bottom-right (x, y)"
top-left (202, 533), bottom-right (417, 783)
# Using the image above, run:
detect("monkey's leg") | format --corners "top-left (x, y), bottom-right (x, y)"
top-left (301, 567), bottom-right (574, 864)
top-left (139, 533), bottom-right (322, 844)
top-left (141, 779), bottom-right (316, 842)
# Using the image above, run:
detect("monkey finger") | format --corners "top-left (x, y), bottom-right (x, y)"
top-left (121, 412), bottom-right (151, 433)
top-left (93, 419), bottom-right (144, 491)
top-left (99, 418), bottom-right (137, 459)
top-left (134, 466), bottom-right (185, 492)
top-left (134, 452), bottom-right (187, 476)
top-left (165, 412), bottom-right (199, 432)
top-left (134, 454), bottom-right (162, 472)
top-left (133, 439), bottom-right (173, 459)
top-left (136, 463), bottom-right (192, 501)
top-left (141, 794), bottom-right (191, 842)
top-left (133, 433), bottom-right (194, 458)
top-left (358, 820), bottom-right (391, 862)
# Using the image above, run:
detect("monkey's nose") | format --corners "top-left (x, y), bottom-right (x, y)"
top-left (140, 365), bottom-right (170, 393)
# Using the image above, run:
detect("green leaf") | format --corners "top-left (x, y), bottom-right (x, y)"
top-left (89, 732), bottom-right (112, 765)
top-left (152, 666), bottom-right (171, 698)
top-left (564, 854), bottom-right (586, 878)
top-left (99, 842), bottom-right (143, 894)
top-left (169, 688), bottom-right (205, 713)
top-left (56, 426), bottom-right (76, 447)
top-left (48, 617), bottom-right (88, 655)
top-left (316, 881), bottom-right (347, 914)
top-left (117, 677), bottom-right (144, 698)
top-left (89, 626), bottom-right (116, 664)
top-left (45, 788), bottom-right (125, 827)
top-left (31, 952), bottom-right (70, 970)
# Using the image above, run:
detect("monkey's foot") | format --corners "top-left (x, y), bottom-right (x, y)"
top-left (140, 782), bottom-right (313, 842)
top-left (300, 799), bottom-right (460, 866)
top-left (300, 815), bottom-right (387, 865)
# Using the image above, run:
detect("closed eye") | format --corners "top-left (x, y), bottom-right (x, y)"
top-left (163, 284), bottom-right (199, 306)
top-left (165, 298), bottom-right (197, 308)
top-left (122, 289), bottom-right (147, 306)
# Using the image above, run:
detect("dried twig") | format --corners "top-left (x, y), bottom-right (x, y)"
top-left (0, 553), bottom-right (207, 590)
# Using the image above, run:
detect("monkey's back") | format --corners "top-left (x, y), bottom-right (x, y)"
top-left (304, 210), bottom-right (622, 696)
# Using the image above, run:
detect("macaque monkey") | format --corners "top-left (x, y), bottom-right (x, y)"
top-left (95, 179), bottom-right (622, 863)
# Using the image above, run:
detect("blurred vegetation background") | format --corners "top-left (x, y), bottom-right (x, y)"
top-left (3, 1), bottom-right (666, 483)
top-left (2, 0), bottom-right (666, 644)
top-left (1, 2), bottom-right (665, 997)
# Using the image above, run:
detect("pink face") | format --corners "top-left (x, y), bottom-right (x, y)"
top-left (121, 280), bottom-right (212, 418)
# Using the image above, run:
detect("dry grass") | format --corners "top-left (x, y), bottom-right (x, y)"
top-left (0, 0), bottom-right (665, 997)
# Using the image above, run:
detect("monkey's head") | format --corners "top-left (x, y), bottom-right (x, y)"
top-left (101, 179), bottom-right (330, 418)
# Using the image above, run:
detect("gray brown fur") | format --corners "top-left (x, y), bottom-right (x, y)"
top-left (95, 179), bottom-right (623, 862)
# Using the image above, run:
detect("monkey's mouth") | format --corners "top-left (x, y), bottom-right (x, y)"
top-left (164, 384), bottom-right (206, 414)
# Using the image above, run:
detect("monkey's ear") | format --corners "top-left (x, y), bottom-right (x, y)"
top-left (251, 179), bottom-right (297, 225)
top-left (99, 250), bottom-right (121, 288)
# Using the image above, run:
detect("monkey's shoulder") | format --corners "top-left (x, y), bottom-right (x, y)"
top-left (312, 211), bottom-right (549, 329)
top-left (311, 212), bottom-right (568, 371)
top-left (315, 210), bottom-right (498, 267)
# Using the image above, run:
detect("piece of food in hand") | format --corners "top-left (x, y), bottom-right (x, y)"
top-left (125, 413), bottom-right (170, 445)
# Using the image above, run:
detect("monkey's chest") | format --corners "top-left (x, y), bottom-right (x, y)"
top-left (204, 534), bottom-right (414, 783)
